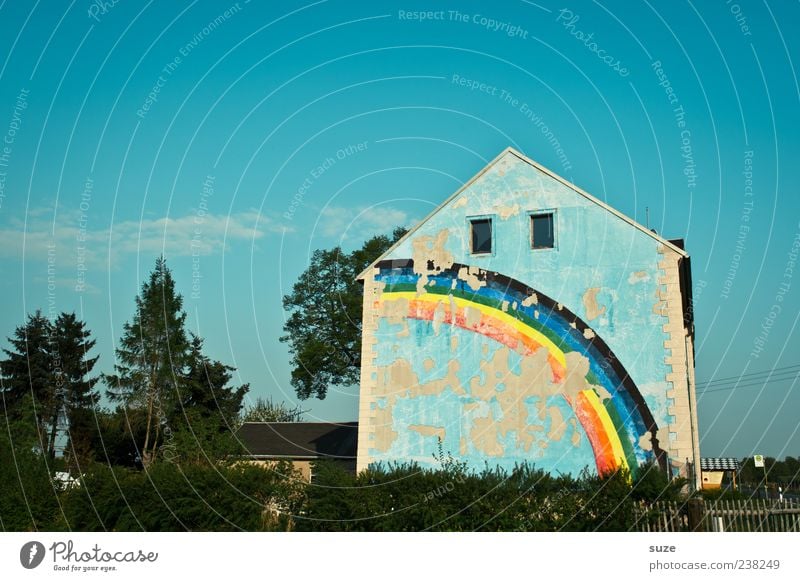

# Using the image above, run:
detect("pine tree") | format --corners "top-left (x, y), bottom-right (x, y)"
top-left (1, 311), bottom-right (99, 462)
top-left (176, 335), bottom-right (248, 425)
top-left (164, 335), bottom-right (249, 464)
top-left (55, 313), bottom-right (100, 471)
top-left (105, 256), bottom-right (190, 467)
top-left (1, 310), bottom-right (60, 457)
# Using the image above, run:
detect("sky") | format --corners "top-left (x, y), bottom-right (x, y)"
top-left (0, 0), bottom-right (798, 459)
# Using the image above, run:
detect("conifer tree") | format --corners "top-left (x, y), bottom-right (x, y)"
top-left (175, 335), bottom-right (248, 426)
top-left (105, 256), bottom-right (190, 467)
top-left (1, 311), bottom-right (60, 457)
top-left (55, 313), bottom-right (100, 470)
top-left (1, 311), bottom-right (99, 461)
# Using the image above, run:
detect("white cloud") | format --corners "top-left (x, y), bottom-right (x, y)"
top-left (318, 205), bottom-right (413, 241)
top-left (0, 208), bottom-right (289, 268)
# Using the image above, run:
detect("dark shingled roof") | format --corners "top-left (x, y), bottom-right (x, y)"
top-left (238, 422), bottom-right (358, 459)
top-left (700, 457), bottom-right (741, 471)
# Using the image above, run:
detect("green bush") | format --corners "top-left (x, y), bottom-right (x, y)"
top-left (58, 460), bottom-right (303, 531)
top-left (0, 410), bottom-right (62, 531)
top-left (296, 461), bottom-right (645, 532)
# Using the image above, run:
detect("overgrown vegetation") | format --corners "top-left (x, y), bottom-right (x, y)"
top-left (2, 254), bottom-right (798, 531)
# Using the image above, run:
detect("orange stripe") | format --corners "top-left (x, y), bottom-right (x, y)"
top-left (574, 391), bottom-right (619, 475)
top-left (400, 297), bottom-right (566, 383)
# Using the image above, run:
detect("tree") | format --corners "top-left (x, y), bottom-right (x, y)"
top-left (105, 256), bottom-right (191, 467)
top-left (1, 311), bottom-right (98, 462)
top-left (174, 335), bottom-right (248, 424)
top-left (54, 313), bottom-right (100, 470)
top-left (89, 406), bottom-right (145, 468)
top-left (105, 257), bottom-right (251, 467)
top-left (1, 311), bottom-right (58, 457)
top-left (281, 227), bottom-right (408, 399)
top-left (166, 335), bottom-right (249, 464)
top-left (240, 396), bottom-right (305, 423)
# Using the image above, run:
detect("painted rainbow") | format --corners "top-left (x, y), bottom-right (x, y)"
top-left (374, 260), bottom-right (666, 477)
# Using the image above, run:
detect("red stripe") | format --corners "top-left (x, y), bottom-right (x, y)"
top-left (574, 392), bottom-right (618, 475)
top-left (392, 297), bottom-right (565, 383)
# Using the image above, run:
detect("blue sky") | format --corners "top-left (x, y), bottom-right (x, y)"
top-left (0, 0), bottom-right (798, 458)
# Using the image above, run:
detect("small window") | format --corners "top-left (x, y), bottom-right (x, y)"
top-left (531, 213), bottom-right (554, 249)
top-left (470, 218), bottom-right (492, 254)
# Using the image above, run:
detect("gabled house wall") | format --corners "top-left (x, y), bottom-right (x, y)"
top-left (356, 148), bottom-right (700, 487)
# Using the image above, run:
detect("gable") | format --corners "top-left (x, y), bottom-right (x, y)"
top-left (357, 147), bottom-right (687, 281)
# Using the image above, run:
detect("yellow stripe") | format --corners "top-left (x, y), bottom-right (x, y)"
top-left (582, 389), bottom-right (629, 473)
top-left (381, 291), bottom-right (566, 368)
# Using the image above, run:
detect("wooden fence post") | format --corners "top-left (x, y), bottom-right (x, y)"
top-left (687, 498), bottom-right (705, 531)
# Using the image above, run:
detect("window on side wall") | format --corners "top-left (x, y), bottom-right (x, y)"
top-left (470, 218), bottom-right (492, 254)
top-left (531, 212), bottom-right (555, 249)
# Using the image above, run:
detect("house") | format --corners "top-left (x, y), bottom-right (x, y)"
top-left (237, 421), bottom-right (358, 480)
top-left (355, 147), bottom-right (701, 487)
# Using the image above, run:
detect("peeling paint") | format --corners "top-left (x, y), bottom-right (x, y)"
top-left (582, 287), bottom-right (606, 321)
top-left (570, 418), bottom-right (581, 447)
top-left (628, 270), bottom-right (650, 284)
top-left (471, 412), bottom-right (504, 456)
top-left (458, 265), bottom-right (485, 291)
top-left (497, 203), bottom-right (521, 220)
top-left (412, 229), bottom-right (454, 294)
top-left (409, 424), bottom-right (446, 440)
top-left (548, 406), bottom-right (566, 441)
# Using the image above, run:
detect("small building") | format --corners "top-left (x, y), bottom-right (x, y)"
top-left (355, 147), bottom-right (701, 487)
top-left (700, 457), bottom-right (741, 490)
top-left (237, 421), bottom-right (358, 480)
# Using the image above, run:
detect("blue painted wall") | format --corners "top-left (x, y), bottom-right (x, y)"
top-left (359, 149), bottom-right (689, 477)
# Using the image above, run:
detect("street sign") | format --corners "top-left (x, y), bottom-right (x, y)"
top-left (754, 454), bottom-right (765, 468)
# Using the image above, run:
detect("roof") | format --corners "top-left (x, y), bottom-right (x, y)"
top-left (700, 457), bottom-right (741, 471)
top-left (237, 421), bottom-right (358, 459)
top-left (357, 147), bottom-right (689, 280)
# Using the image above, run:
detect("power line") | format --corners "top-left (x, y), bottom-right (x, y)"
top-left (697, 373), bottom-right (800, 395)
top-left (696, 363), bottom-right (800, 387)
top-left (697, 363), bottom-right (800, 385)
top-left (696, 368), bottom-right (800, 390)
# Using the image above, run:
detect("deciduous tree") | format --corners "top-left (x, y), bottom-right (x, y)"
top-left (240, 397), bottom-right (305, 423)
top-left (280, 227), bottom-right (407, 399)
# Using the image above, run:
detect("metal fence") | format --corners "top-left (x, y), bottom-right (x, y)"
top-left (633, 498), bottom-right (800, 532)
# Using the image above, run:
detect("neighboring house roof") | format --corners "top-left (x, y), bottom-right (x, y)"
top-left (357, 146), bottom-right (689, 281)
top-left (700, 457), bottom-right (741, 471)
top-left (238, 421), bottom-right (358, 460)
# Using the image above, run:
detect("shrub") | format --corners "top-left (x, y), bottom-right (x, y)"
top-left (297, 461), bottom-right (642, 532)
top-left (58, 460), bottom-right (303, 531)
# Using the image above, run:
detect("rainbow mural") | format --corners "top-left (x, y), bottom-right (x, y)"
top-left (374, 260), bottom-right (666, 476)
